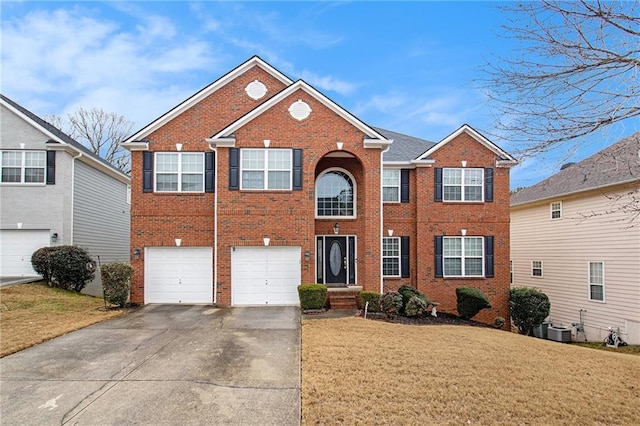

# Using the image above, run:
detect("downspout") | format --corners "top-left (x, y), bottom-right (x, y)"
top-left (379, 145), bottom-right (391, 295)
top-left (70, 151), bottom-right (83, 245)
top-left (212, 147), bottom-right (218, 306)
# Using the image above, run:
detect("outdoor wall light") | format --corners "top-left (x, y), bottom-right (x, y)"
top-left (51, 232), bottom-right (58, 242)
top-left (333, 222), bottom-right (340, 235)
top-left (133, 248), bottom-right (140, 260)
top-left (304, 250), bottom-right (311, 262)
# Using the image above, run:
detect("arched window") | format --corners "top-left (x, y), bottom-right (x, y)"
top-left (316, 169), bottom-right (355, 217)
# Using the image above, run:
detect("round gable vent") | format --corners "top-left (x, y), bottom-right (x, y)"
top-left (245, 80), bottom-right (268, 100)
top-left (288, 100), bottom-right (312, 121)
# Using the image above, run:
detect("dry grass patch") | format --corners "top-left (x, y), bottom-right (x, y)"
top-left (302, 318), bottom-right (640, 425)
top-left (0, 283), bottom-right (124, 357)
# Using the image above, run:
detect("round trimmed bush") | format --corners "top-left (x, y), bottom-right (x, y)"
top-left (380, 291), bottom-right (403, 319)
top-left (297, 284), bottom-right (327, 310)
top-left (101, 262), bottom-right (133, 307)
top-left (404, 295), bottom-right (428, 317)
top-left (456, 287), bottom-right (492, 320)
top-left (359, 291), bottom-right (380, 312)
top-left (510, 287), bottom-right (551, 336)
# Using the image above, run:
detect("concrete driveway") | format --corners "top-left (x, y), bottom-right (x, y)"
top-left (0, 305), bottom-right (301, 425)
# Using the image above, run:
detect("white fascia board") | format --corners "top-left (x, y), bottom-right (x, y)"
top-left (417, 124), bottom-right (517, 162)
top-left (496, 159), bottom-right (519, 168)
top-left (363, 138), bottom-right (393, 150)
top-left (382, 161), bottom-right (414, 168)
top-left (208, 80), bottom-right (390, 145)
top-left (121, 141), bottom-right (149, 151)
top-left (123, 56), bottom-right (294, 144)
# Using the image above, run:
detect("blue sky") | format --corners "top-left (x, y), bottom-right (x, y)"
top-left (2, 1), bottom-right (637, 188)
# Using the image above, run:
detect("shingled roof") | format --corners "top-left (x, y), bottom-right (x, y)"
top-left (376, 127), bottom-right (435, 162)
top-left (511, 132), bottom-right (640, 206)
top-left (1, 94), bottom-right (126, 177)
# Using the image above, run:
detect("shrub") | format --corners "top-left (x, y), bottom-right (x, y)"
top-left (298, 284), bottom-right (327, 310)
top-left (101, 262), bottom-right (133, 307)
top-left (456, 287), bottom-right (492, 320)
top-left (31, 246), bottom-right (56, 284)
top-left (31, 245), bottom-right (95, 292)
top-left (397, 285), bottom-right (431, 314)
top-left (510, 287), bottom-right (551, 336)
top-left (359, 291), bottom-right (380, 312)
top-left (380, 291), bottom-right (403, 319)
top-left (404, 296), bottom-right (428, 317)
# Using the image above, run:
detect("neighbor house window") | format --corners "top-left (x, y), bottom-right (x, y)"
top-left (382, 237), bottom-right (400, 276)
top-left (589, 261), bottom-right (605, 302)
top-left (443, 236), bottom-right (484, 277)
top-left (551, 201), bottom-right (562, 219)
top-left (155, 152), bottom-right (204, 192)
top-left (443, 168), bottom-right (483, 201)
top-left (532, 261), bottom-right (543, 278)
top-left (1, 150), bottom-right (46, 184)
top-left (316, 169), bottom-right (355, 217)
top-left (241, 149), bottom-right (292, 190)
top-left (382, 169), bottom-right (400, 202)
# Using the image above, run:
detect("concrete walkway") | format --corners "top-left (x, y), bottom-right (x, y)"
top-left (0, 305), bottom-right (301, 425)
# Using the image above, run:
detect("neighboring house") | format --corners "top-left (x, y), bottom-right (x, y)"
top-left (511, 132), bottom-right (640, 344)
top-left (122, 56), bottom-right (517, 324)
top-left (0, 94), bottom-right (131, 296)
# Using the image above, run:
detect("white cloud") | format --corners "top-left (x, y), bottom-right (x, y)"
top-left (298, 70), bottom-right (357, 95)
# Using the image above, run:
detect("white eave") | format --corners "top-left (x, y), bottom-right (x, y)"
top-left (207, 80), bottom-right (392, 148)
top-left (122, 56), bottom-right (294, 145)
top-left (416, 124), bottom-right (518, 166)
top-left (121, 140), bottom-right (149, 151)
top-left (206, 137), bottom-right (236, 149)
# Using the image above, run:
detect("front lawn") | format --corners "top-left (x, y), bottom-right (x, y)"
top-left (302, 317), bottom-right (640, 425)
top-left (0, 283), bottom-right (125, 357)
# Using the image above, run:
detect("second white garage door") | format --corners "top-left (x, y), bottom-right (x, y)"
top-left (145, 247), bottom-right (213, 304)
top-left (232, 246), bottom-right (301, 306)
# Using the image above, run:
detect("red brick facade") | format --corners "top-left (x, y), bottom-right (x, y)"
top-left (124, 57), bottom-right (516, 324)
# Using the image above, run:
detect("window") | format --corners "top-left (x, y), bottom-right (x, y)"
top-left (1, 150), bottom-right (46, 184)
top-left (532, 261), bottom-right (543, 277)
top-left (382, 237), bottom-right (400, 276)
top-left (551, 201), bottom-right (562, 219)
top-left (443, 168), bottom-right (483, 201)
top-left (510, 260), bottom-right (513, 284)
top-left (589, 261), bottom-right (605, 301)
top-left (443, 236), bottom-right (484, 277)
top-left (240, 149), bottom-right (291, 190)
top-left (155, 153), bottom-right (204, 192)
top-left (382, 169), bottom-right (400, 202)
top-left (316, 169), bottom-right (355, 217)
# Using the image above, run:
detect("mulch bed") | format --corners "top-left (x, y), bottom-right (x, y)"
top-left (363, 311), bottom-right (496, 328)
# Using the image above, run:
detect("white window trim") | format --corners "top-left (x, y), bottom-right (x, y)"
top-left (240, 148), bottom-right (293, 191)
top-left (551, 201), bottom-right (562, 220)
top-left (382, 169), bottom-right (400, 203)
top-left (443, 167), bottom-right (484, 202)
top-left (154, 152), bottom-right (205, 193)
top-left (0, 150), bottom-right (46, 185)
top-left (531, 260), bottom-right (543, 278)
top-left (443, 236), bottom-right (485, 278)
top-left (588, 261), bottom-right (605, 303)
top-left (382, 236), bottom-right (401, 277)
top-left (315, 167), bottom-right (357, 219)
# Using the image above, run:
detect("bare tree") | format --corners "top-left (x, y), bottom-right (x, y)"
top-left (45, 108), bottom-right (134, 174)
top-left (482, 0), bottom-right (640, 158)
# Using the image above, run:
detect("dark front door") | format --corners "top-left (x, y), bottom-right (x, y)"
top-left (324, 236), bottom-right (347, 285)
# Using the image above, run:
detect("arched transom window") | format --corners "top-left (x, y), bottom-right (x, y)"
top-left (316, 169), bottom-right (355, 217)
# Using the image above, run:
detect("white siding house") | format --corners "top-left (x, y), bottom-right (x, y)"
top-left (0, 94), bottom-right (131, 296)
top-left (511, 132), bottom-right (640, 345)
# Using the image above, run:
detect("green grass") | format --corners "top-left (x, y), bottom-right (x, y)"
top-left (573, 341), bottom-right (640, 356)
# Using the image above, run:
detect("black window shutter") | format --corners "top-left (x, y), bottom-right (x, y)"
top-left (485, 236), bottom-right (494, 278)
top-left (293, 149), bottom-right (303, 190)
top-left (143, 151), bottom-right (153, 193)
top-left (229, 148), bottom-right (239, 190)
top-left (434, 168), bottom-right (443, 202)
top-left (434, 236), bottom-right (443, 278)
top-left (401, 236), bottom-right (410, 278)
top-left (484, 168), bottom-right (494, 202)
top-left (205, 152), bottom-right (215, 193)
top-left (46, 151), bottom-right (56, 185)
top-left (400, 169), bottom-right (410, 203)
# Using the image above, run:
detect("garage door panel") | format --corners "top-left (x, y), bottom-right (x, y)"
top-left (232, 247), bottom-right (300, 306)
top-left (145, 247), bottom-right (212, 304)
top-left (0, 230), bottom-right (49, 277)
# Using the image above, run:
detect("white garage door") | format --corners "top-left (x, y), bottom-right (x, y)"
top-left (145, 247), bottom-right (213, 304)
top-left (232, 246), bottom-right (301, 306)
top-left (0, 230), bottom-right (49, 277)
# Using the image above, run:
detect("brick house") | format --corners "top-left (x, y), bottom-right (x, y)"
top-left (122, 56), bottom-right (517, 323)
